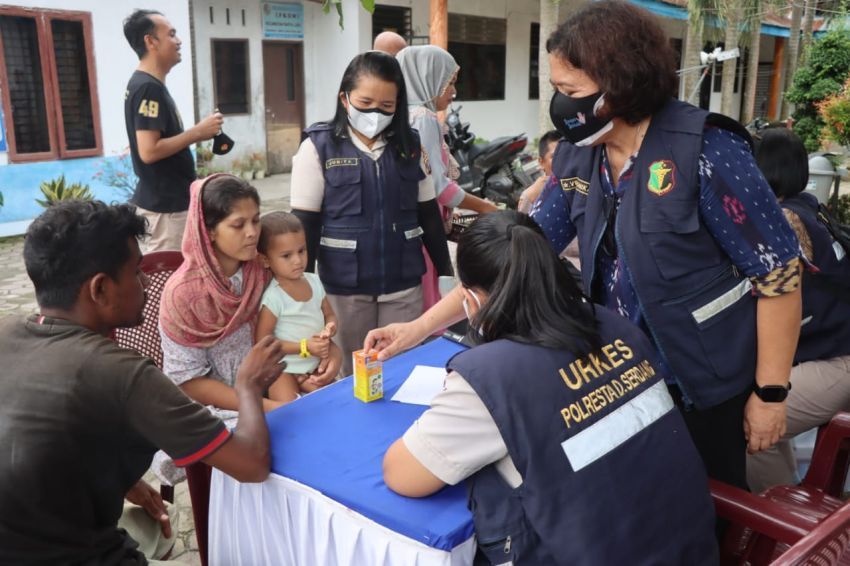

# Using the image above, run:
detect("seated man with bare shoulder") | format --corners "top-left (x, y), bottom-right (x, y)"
top-left (0, 200), bottom-right (284, 565)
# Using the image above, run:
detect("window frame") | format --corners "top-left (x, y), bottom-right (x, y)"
top-left (447, 13), bottom-right (507, 102)
top-left (371, 5), bottom-right (412, 41)
top-left (0, 6), bottom-right (102, 163)
top-left (210, 37), bottom-right (251, 116)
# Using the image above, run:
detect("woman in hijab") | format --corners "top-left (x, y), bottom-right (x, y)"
top-left (397, 45), bottom-right (497, 310)
top-left (160, 174), bottom-right (341, 414)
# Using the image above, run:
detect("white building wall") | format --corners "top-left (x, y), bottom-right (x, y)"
top-left (196, 0), bottom-right (371, 165)
top-left (4, 0), bottom-right (194, 158)
top-left (379, 0), bottom-right (546, 142)
top-left (302, 0), bottom-right (373, 126)
top-left (192, 1), bottom-right (267, 162)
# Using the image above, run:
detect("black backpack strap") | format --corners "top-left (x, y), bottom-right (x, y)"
top-left (815, 203), bottom-right (850, 257)
top-left (706, 113), bottom-right (754, 153)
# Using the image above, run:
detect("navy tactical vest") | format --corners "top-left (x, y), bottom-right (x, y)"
top-left (305, 124), bottom-right (426, 296)
top-left (782, 192), bottom-right (850, 363)
top-left (551, 98), bottom-right (757, 409)
top-left (449, 307), bottom-right (717, 566)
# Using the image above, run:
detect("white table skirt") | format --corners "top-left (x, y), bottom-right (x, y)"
top-left (208, 469), bottom-right (476, 566)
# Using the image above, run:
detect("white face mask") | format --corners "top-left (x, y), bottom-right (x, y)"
top-left (462, 289), bottom-right (482, 323)
top-left (346, 94), bottom-right (394, 139)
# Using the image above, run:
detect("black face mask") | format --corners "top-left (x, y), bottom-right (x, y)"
top-left (549, 91), bottom-right (613, 147)
top-left (212, 131), bottom-right (234, 155)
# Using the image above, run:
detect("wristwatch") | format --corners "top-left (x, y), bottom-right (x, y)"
top-left (752, 382), bottom-right (792, 403)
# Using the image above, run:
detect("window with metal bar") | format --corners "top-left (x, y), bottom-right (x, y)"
top-left (448, 14), bottom-right (506, 101)
top-left (0, 8), bottom-right (101, 162)
top-left (212, 39), bottom-right (250, 114)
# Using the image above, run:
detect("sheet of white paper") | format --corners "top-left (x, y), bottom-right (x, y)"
top-left (390, 365), bottom-right (447, 406)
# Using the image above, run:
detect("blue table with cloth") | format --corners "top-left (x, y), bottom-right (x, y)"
top-left (208, 338), bottom-right (476, 565)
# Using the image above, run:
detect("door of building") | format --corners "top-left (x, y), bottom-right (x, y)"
top-left (263, 42), bottom-right (304, 173)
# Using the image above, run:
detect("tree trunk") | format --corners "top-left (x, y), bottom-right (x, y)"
top-left (682, 13), bottom-right (704, 103)
top-left (800, 0), bottom-right (816, 65)
top-left (780, 0), bottom-right (804, 118)
top-left (538, 0), bottom-right (560, 138)
top-left (720, 1), bottom-right (743, 118)
top-left (741, 15), bottom-right (762, 124)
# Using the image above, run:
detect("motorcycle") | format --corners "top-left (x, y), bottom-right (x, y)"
top-left (444, 105), bottom-right (542, 209)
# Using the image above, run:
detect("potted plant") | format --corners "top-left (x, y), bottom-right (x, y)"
top-left (196, 142), bottom-right (214, 169)
top-left (230, 158), bottom-right (246, 179)
top-left (36, 175), bottom-right (94, 208)
top-left (252, 152), bottom-right (268, 179)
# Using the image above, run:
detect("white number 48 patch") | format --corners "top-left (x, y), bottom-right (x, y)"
top-left (138, 100), bottom-right (160, 118)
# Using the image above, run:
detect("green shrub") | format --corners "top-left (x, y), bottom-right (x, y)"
top-left (787, 29), bottom-right (850, 151)
top-left (36, 175), bottom-right (94, 208)
top-left (829, 193), bottom-right (850, 225)
top-left (818, 77), bottom-right (850, 148)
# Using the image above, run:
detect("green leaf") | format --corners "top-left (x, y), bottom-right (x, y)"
top-left (359, 0), bottom-right (375, 13)
top-left (322, 0), bottom-right (344, 28)
top-left (37, 174), bottom-right (93, 208)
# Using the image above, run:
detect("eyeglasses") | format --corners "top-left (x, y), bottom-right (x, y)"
top-left (600, 194), bottom-right (619, 257)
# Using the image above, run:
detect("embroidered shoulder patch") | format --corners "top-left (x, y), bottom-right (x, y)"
top-left (647, 160), bottom-right (676, 196)
top-left (560, 177), bottom-right (589, 195)
top-left (325, 157), bottom-right (359, 169)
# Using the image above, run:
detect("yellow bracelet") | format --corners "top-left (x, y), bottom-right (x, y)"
top-left (299, 338), bottom-right (310, 358)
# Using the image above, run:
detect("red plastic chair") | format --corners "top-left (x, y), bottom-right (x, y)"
top-left (113, 250), bottom-right (184, 505)
top-left (112, 251), bottom-right (214, 566)
top-left (113, 251), bottom-right (184, 370)
top-left (712, 413), bottom-right (850, 565)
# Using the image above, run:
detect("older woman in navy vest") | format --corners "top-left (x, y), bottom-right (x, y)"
top-left (748, 128), bottom-right (850, 492)
top-left (383, 211), bottom-right (718, 565)
top-left (368, 0), bottom-right (803, 492)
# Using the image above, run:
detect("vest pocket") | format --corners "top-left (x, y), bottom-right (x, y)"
top-left (474, 523), bottom-right (538, 565)
top-left (400, 226), bottom-right (426, 279)
top-left (318, 237), bottom-right (358, 289)
top-left (686, 277), bottom-right (757, 381)
top-left (398, 159), bottom-right (423, 211)
top-left (640, 201), bottom-right (724, 281)
top-left (324, 166), bottom-right (363, 218)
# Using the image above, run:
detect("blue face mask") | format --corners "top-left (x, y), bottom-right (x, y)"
top-left (549, 90), bottom-right (614, 147)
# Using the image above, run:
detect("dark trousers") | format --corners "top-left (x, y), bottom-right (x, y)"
top-left (669, 385), bottom-right (751, 491)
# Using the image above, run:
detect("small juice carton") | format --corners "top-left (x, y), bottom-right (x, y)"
top-left (352, 349), bottom-right (383, 402)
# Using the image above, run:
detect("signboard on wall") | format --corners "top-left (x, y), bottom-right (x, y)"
top-left (262, 3), bottom-right (304, 40)
top-left (0, 104), bottom-right (6, 152)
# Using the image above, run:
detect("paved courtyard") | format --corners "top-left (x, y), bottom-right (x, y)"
top-left (0, 174), bottom-right (291, 565)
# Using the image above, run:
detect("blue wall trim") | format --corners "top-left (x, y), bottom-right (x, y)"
top-left (0, 155), bottom-right (135, 226)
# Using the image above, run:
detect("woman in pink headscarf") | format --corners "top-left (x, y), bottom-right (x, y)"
top-left (160, 174), bottom-right (341, 414)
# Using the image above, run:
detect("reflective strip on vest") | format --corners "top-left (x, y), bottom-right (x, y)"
top-left (320, 237), bottom-right (357, 250)
top-left (404, 226), bottom-right (424, 240)
top-left (561, 381), bottom-right (674, 472)
top-left (691, 279), bottom-right (753, 325)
